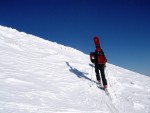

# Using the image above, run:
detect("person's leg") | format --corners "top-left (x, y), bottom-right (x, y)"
top-left (99, 65), bottom-right (107, 87)
top-left (95, 66), bottom-right (101, 82)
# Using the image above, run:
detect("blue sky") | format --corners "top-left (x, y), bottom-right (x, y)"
top-left (0, 0), bottom-right (150, 76)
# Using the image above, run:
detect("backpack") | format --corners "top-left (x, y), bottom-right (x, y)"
top-left (90, 50), bottom-right (107, 64)
top-left (96, 51), bottom-right (107, 64)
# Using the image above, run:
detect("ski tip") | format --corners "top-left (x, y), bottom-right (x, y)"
top-left (104, 89), bottom-right (109, 95)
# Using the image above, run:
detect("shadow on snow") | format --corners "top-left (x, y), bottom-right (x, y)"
top-left (66, 62), bottom-right (92, 81)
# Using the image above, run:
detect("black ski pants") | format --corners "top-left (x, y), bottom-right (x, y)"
top-left (95, 64), bottom-right (107, 85)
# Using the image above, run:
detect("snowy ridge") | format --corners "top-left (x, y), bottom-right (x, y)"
top-left (0, 25), bottom-right (150, 113)
top-left (0, 25), bottom-right (83, 55)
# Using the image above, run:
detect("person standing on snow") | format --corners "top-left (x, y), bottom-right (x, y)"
top-left (90, 36), bottom-right (108, 88)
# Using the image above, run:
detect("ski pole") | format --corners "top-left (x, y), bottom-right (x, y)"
top-left (90, 64), bottom-right (94, 87)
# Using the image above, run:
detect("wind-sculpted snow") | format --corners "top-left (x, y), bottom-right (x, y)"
top-left (0, 25), bottom-right (150, 113)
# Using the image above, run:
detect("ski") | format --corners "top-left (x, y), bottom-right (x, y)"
top-left (96, 82), bottom-right (102, 88)
top-left (96, 82), bottom-right (110, 95)
top-left (104, 88), bottom-right (109, 95)
top-left (93, 36), bottom-right (100, 47)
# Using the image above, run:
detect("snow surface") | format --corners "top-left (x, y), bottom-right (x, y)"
top-left (0, 25), bottom-right (150, 113)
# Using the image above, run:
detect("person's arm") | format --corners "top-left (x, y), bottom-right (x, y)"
top-left (90, 52), bottom-right (95, 63)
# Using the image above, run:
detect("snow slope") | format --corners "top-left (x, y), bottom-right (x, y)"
top-left (0, 25), bottom-right (150, 113)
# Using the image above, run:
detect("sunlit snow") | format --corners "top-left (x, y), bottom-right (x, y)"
top-left (0, 25), bottom-right (150, 113)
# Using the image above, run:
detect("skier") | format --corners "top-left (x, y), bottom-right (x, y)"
top-left (90, 36), bottom-right (108, 89)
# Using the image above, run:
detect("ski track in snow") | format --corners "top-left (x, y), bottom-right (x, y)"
top-left (0, 25), bottom-right (150, 113)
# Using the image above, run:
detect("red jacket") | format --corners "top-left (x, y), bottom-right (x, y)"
top-left (90, 49), bottom-right (107, 64)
